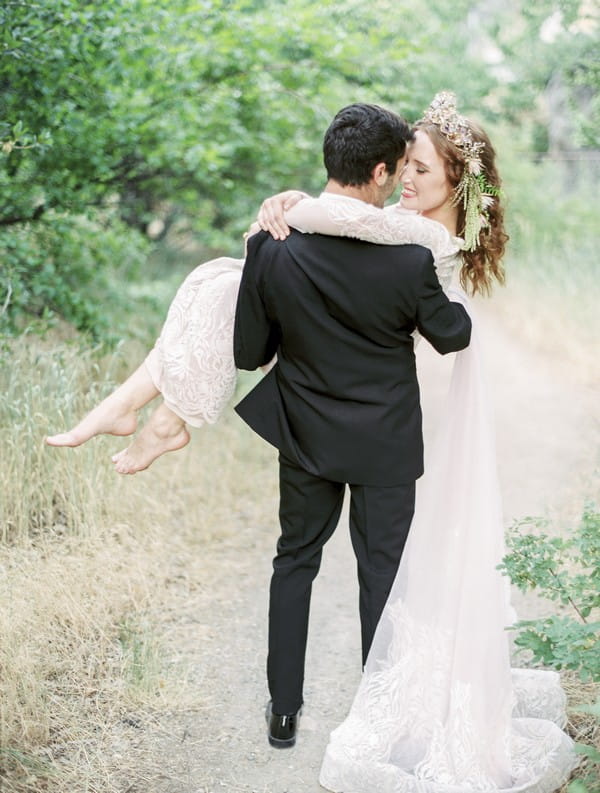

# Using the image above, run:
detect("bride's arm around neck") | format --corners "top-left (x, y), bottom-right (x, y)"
top-left (284, 193), bottom-right (461, 265)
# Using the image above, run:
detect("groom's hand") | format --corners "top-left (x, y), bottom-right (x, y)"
top-left (257, 190), bottom-right (308, 240)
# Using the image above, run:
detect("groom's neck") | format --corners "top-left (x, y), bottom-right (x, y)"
top-left (323, 179), bottom-right (386, 208)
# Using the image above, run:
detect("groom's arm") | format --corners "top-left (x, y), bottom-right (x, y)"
top-left (234, 231), bottom-right (281, 371)
top-left (415, 255), bottom-right (471, 354)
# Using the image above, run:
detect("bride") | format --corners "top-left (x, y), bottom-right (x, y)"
top-left (47, 92), bottom-right (578, 791)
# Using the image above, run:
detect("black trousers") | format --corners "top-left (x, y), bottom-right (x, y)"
top-left (268, 455), bottom-right (415, 715)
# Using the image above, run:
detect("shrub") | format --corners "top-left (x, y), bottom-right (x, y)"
top-left (500, 506), bottom-right (600, 791)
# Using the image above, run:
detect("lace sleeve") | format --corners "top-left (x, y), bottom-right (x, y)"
top-left (285, 197), bottom-right (460, 291)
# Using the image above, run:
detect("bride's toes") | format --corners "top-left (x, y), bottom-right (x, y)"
top-left (113, 453), bottom-right (135, 475)
top-left (46, 431), bottom-right (80, 447)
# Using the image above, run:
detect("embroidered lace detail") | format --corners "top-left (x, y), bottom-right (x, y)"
top-left (321, 715), bottom-right (577, 793)
top-left (145, 257), bottom-right (243, 426)
top-left (324, 599), bottom-right (513, 787)
top-left (510, 668), bottom-right (569, 727)
top-left (319, 602), bottom-right (576, 793)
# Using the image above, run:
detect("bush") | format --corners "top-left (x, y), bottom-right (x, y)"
top-left (499, 505), bottom-right (600, 682)
top-left (0, 210), bottom-right (156, 344)
top-left (500, 506), bottom-right (600, 792)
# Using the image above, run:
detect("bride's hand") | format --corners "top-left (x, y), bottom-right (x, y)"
top-left (257, 190), bottom-right (308, 240)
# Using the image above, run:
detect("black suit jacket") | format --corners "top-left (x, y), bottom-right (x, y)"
top-left (233, 230), bottom-right (471, 486)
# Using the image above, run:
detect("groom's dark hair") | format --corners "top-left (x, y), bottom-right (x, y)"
top-left (323, 103), bottom-right (413, 186)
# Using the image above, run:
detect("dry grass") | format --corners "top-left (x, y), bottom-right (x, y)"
top-left (559, 672), bottom-right (600, 792)
top-left (0, 337), bottom-right (276, 792)
top-left (0, 526), bottom-right (163, 792)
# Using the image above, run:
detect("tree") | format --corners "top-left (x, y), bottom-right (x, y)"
top-left (0, 0), bottom-right (510, 337)
top-left (471, 0), bottom-right (599, 150)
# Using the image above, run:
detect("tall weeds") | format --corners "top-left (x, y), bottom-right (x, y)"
top-left (0, 337), bottom-right (276, 792)
top-left (1, 338), bottom-right (136, 542)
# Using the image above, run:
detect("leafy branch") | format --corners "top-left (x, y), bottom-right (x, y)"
top-left (499, 505), bottom-right (600, 681)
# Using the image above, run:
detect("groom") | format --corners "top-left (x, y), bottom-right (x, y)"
top-left (233, 103), bottom-right (471, 748)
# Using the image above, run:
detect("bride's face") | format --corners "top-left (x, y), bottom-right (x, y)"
top-left (400, 130), bottom-right (453, 216)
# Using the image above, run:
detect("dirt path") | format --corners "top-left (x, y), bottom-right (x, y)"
top-left (110, 301), bottom-right (598, 793)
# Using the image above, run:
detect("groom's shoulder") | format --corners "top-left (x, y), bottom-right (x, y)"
top-left (244, 230), bottom-right (290, 276)
top-left (248, 229), bottom-right (435, 280)
top-left (248, 228), bottom-right (354, 264)
top-left (392, 242), bottom-right (436, 271)
top-left (290, 231), bottom-right (435, 277)
top-left (246, 229), bottom-right (302, 263)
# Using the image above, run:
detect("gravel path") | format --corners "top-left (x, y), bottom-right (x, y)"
top-left (109, 300), bottom-right (598, 793)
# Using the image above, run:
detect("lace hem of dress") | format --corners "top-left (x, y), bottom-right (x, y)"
top-left (319, 601), bottom-right (577, 793)
top-left (320, 715), bottom-right (577, 793)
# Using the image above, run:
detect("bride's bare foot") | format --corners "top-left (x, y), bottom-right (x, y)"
top-left (46, 363), bottom-right (160, 448)
top-left (112, 403), bottom-right (190, 474)
top-left (46, 397), bottom-right (139, 447)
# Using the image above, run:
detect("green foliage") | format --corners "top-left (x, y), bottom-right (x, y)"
top-left (0, 0), bottom-right (496, 336)
top-left (0, 210), bottom-right (154, 342)
top-left (510, 617), bottom-right (599, 680)
top-left (479, 0), bottom-right (599, 149)
top-left (0, 0), bottom-right (598, 338)
top-left (499, 505), bottom-right (600, 682)
top-left (569, 781), bottom-right (599, 793)
top-left (0, 0), bottom-right (492, 233)
top-left (497, 117), bottom-right (598, 342)
top-left (501, 507), bottom-right (600, 790)
top-left (501, 140), bottom-right (597, 254)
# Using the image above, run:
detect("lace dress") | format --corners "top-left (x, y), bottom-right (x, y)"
top-left (146, 196), bottom-right (577, 792)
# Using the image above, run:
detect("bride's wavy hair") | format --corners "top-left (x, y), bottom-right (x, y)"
top-left (415, 120), bottom-right (508, 295)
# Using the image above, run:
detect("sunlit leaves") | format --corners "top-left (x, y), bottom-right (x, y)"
top-left (500, 505), bottom-right (600, 681)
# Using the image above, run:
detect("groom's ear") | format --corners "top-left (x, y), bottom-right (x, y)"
top-left (372, 162), bottom-right (390, 186)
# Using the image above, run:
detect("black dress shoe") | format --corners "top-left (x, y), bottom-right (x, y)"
top-left (265, 701), bottom-right (300, 748)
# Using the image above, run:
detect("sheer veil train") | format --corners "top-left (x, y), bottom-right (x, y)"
top-left (319, 290), bottom-right (578, 793)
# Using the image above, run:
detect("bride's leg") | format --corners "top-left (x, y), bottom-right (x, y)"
top-left (111, 401), bottom-right (190, 474)
top-left (46, 362), bottom-right (160, 447)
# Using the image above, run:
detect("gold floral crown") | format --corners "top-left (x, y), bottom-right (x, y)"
top-left (421, 91), bottom-right (485, 171)
top-left (419, 91), bottom-right (499, 252)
